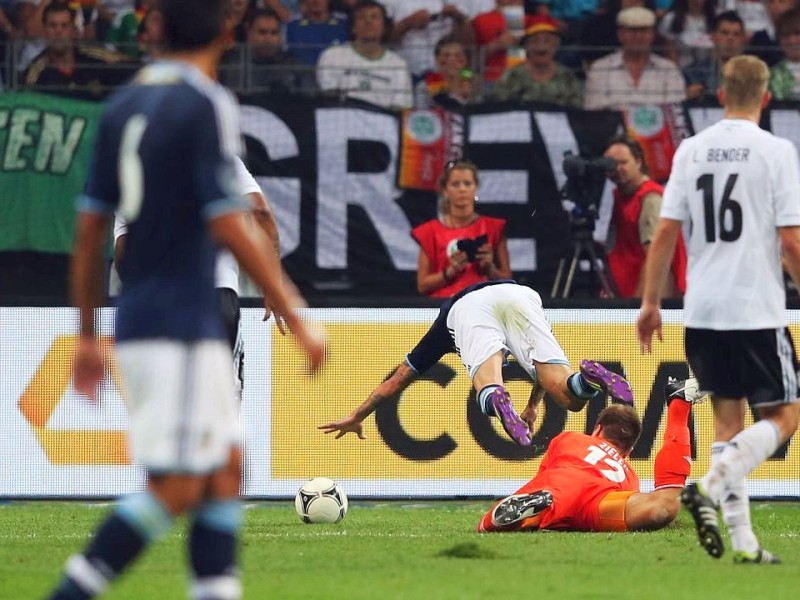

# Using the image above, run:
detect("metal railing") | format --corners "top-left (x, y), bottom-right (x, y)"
top-left (0, 38), bottom-right (788, 103)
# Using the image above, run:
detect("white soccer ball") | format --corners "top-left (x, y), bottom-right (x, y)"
top-left (295, 477), bottom-right (348, 524)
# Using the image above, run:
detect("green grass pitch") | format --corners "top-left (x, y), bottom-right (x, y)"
top-left (2, 501), bottom-right (799, 599)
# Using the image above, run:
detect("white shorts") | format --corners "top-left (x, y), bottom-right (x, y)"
top-left (116, 339), bottom-right (240, 474)
top-left (446, 284), bottom-right (569, 380)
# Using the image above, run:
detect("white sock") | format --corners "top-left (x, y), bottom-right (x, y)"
top-left (709, 442), bottom-right (760, 554)
top-left (709, 440), bottom-right (725, 471)
top-left (720, 477), bottom-right (759, 554)
top-left (702, 420), bottom-right (780, 502)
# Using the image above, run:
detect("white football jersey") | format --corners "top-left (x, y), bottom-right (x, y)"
top-left (214, 157), bottom-right (263, 294)
top-left (662, 119), bottom-right (800, 329)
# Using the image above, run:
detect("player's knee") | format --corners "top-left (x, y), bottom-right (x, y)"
top-left (149, 477), bottom-right (205, 515)
top-left (566, 396), bottom-right (589, 412)
top-left (208, 450), bottom-right (243, 499)
top-left (537, 365), bottom-right (585, 411)
top-left (762, 404), bottom-right (800, 441)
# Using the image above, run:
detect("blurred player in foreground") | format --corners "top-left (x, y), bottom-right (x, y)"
top-left (114, 155), bottom-right (284, 401)
top-left (638, 55), bottom-right (800, 564)
top-left (48, 1), bottom-right (325, 599)
top-left (319, 280), bottom-right (633, 447)
top-left (478, 378), bottom-right (701, 532)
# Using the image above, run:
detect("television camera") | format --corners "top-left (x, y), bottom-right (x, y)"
top-left (550, 152), bottom-right (619, 298)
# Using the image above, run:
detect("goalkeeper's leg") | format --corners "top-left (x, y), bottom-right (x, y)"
top-left (624, 379), bottom-right (695, 531)
top-left (477, 491), bottom-right (553, 532)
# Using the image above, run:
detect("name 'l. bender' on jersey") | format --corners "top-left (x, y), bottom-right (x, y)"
top-left (700, 148), bottom-right (750, 162)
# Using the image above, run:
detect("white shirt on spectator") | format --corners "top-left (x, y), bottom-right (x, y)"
top-left (584, 50), bottom-right (686, 110)
top-left (466, 0), bottom-right (496, 15)
top-left (317, 43), bottom-right (414, 109)
top-left (381, 0), bottom-right (487, 77)
top-left (658, 12), bottom-right (713, 67)
top-left (97, 0), bottom-right (134, 14)
top-left (716, 0), bottom-right (770, 34)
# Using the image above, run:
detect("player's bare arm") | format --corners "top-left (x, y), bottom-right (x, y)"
top-left (210, 211), bottom-right (326, 373)
top-left (520, 381), bottom-right (545, 431)
top-left (247, 190), bottom-right (287, 332)
top-left (779, 226), bottom-right (800, 291)
top-left (249, 190), bottom-right (280, 257)
top-left (637, 217), bottom-right (682, 353)
top-left (70, 212), bottom-right (113, 399)
top-left (318, 363), bottom-right (418, 439)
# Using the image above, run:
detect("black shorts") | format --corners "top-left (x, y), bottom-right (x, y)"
top-left (685, 327), bottom-right (798, 408)
top-left (217, 287), bottom-right (243, 390)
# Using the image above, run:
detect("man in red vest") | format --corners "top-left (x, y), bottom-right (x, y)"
top-left (603, 135), bottom-right (687, 298)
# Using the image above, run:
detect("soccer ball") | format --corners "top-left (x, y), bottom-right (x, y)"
top-left (295, 477), bottom-right (348, 524)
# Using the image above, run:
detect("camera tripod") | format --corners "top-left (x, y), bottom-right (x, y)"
top-left (550, 224), bottom-right (618, 299)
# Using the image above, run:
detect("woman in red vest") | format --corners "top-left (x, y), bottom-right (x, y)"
top-left (604, 136), bottom-right (687, 298)
top-left (412, 160), bottom-right (512, 298)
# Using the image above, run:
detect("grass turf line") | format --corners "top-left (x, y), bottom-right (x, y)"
top-left (1, 501), bottom-right (799, 599)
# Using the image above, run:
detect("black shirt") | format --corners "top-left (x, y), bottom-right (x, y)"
top-left (23, 45), bottom-right (135, 99)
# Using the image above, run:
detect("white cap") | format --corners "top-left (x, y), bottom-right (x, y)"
top-left (617, 6), bottom-right (656, 28)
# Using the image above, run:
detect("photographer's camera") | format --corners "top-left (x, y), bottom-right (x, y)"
top-left (456, 234), bottom-right (488, 262)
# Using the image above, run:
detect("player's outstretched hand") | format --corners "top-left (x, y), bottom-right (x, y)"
top-left (73, 336), bottom-right (104, 401)
top-left (637, 304), bottom-right (663, 354)
top-left (520, 404), bottom-right (538, 432)
top-left (296, 326), bottom-right (326, 375)
top-left (263, 302), bottom-right (288, 335)
top-left (264, 274), bottom-right (306, 335)
top-left (318, 415), bottom-right (366, 440)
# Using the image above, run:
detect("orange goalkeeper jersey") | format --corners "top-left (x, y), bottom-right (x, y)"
top-left (516, 431), bottom-right (639, 531)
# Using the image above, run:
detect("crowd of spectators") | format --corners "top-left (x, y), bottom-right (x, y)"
top-left (4, 0), bottom-right (800, 106)
top-left (6, 0), bottom-right (797, 302)
top-left (490, 14), bottom-right (583, 106)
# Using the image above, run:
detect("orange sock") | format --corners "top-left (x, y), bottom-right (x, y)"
top-left (654, 400), bottom-right (692, 490)
top-left (477, 505), bottom-right (501, 532)
top-left (476, 503), bottom-right (543, 532)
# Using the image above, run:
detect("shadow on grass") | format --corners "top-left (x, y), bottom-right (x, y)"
top-left (437, 542), bottom-right (498, 559)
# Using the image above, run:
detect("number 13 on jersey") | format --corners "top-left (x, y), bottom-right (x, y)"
top-left (583, 443), bottom-right (629, 483)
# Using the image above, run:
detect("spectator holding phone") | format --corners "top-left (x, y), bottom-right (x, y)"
top-left (412, 160), bottom-right (512, 298)
top-left (414, 35), bottom-right (476, 108)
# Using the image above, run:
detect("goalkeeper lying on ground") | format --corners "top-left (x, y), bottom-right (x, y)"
top-left (478, 378), bottom-right (701, 532)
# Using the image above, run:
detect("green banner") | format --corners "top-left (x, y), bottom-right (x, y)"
top-left (0, 91), bottom-right (102, 254)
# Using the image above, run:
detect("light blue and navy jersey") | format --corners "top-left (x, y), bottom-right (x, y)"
top-left (80, 61), bottom-right (249, 342)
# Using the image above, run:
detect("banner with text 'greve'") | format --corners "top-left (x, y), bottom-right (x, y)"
top-left (0, 92), bottom-right (101, 254)
top-left (7, 93), bottom-right (800, 295)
